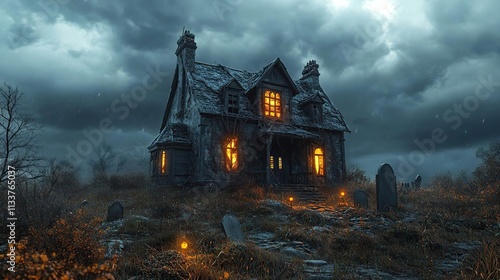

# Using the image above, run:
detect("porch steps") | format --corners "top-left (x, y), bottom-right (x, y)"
top-left (274, 185), bottom-right (326, 204)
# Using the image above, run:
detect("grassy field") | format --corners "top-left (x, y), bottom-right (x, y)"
top-left (1, 172), bottom-right (498, 279)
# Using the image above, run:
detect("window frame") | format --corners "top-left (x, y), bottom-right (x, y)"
top-left (225, 137), bottom-right (239, 172)
top-left (225, 90), bottom-right (239, 115)
top-left (160, 150), bottom-right (167, 175)
top-left (263, 89), bottom-right (282, 119)
top-left (313, 147), bottom-right (325, 176)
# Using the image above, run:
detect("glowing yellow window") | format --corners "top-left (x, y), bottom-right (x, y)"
top-left (160, 151), bottom-right (167, 174)
top-left (278, 157), bottom-right (283, 170)
top-left (270, 156), bottom-right (274, 169)
top-left (264, 90), bottom-right (281, 119)
top-left (314, 148), bottom-right (324, 175)
top-left (225, 137), bottom-right (238, 171)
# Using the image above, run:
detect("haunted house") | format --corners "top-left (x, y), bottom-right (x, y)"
top-left (148, 30), bottom-right (350, 188)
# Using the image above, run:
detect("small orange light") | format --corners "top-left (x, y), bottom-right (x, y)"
top-left (340, 191), bottom-right (345, 197)
top-left (289, 197), bottom-right (294, 202)
top-left (181, 241), bottom-right (188, 250)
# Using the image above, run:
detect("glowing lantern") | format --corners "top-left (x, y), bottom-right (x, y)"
top-left (289, 197), bottom-right (294, 202)
top-left (338, 191), bottom-right (348, 207)
top-left (181, 241), bottom-right (188, 250)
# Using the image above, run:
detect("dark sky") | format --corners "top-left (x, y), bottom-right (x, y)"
top-left (1, 0), bottom-right (499, 183)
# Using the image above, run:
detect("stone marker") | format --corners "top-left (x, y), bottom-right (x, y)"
top-left (80, 199), bottom-right (89, 208)
top-left (353, 189), bottom-right (368, 208)
top-left (107, 201), bottom-right (124, 222)
top-left (222, 214), bottom-right (244, 243)
top-left (376, 163), bottom-right (397, 212)
top-left (414, 175), bottom-right (422, 189)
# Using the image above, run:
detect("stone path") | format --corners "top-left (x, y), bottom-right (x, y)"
top-left (248, 230), bottom-right (334, 279)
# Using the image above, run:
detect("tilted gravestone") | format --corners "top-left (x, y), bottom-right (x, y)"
top-left (353, 189), bottom-right (368, 208)
top-left (222, 214), bottom-right (244, 243)
top-left (413, 175), bottom-right (422, 189)
top-left (376, 163), bottom-right (397, 212)
top-left (107, 201), bottom-right (124, 222)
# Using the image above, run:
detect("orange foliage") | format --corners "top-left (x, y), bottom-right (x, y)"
top-left (2, 210), bottom-right (117, 279)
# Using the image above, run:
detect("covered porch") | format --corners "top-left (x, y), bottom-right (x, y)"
top-left (261, 124), bottom-right (325, 187)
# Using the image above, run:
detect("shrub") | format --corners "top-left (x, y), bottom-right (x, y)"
top-left (2, 210), bottom-right (116, 279)
top-left (29, 209), bottom-right (107, 267)
top-left (473, 141), bottom-right (500, 186)
top-left (345, 164), bottom-right (370, 185)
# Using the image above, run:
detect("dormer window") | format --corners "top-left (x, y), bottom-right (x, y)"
top-left (226, 90), bottom-right (239, 114)
top-left (264, 90), bottom-right (281, 119)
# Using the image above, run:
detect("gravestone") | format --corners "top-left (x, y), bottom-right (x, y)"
top-left (107, 201), bottom-right (124, 222)
top-left (414, 175), bottom-right (422, 189)
top-left (376, 163), bottom-right (397, 212)
top-left (222, 214), bottom-right (244, 243)
top-left (79, 199), bottom-right (89, 208)
top-left (353, 189), bottom-right (368, 208)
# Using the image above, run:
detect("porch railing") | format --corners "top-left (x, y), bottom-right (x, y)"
top-left (290, 172), bottom-right (313, 185)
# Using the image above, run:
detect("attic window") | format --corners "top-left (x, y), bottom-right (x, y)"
top-left (314, 148), bottom-right (324, 176)
top-left (264, 90), bottom-right (281, 119)
top-left (226, 91), bottom-right (239, 114)
top-left (160, 150), bottom-right (167, 174)
top-left (225, 137), bottom-right (238, 171)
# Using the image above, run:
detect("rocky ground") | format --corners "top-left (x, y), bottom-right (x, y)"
top-left (99, 189), bottom-right (499, 279)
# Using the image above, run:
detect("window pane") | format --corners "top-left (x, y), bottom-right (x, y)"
top-left (226, 137), bottom-right (238, 171)
top-left (161, 151), bottom-right (166, 174)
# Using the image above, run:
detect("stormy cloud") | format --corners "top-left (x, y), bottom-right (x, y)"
top-left (1, 0), bottom-right (499, 182)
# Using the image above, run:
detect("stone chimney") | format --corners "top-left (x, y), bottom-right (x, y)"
top-left (176, 30), bottom-right (197, 72)
top-left (300, 60), bottom-right (320, 85)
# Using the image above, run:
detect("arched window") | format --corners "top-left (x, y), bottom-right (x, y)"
top-left (225, 137), bottom-right (238, 171)
top-left (314, 148), bottom-right (324, 175)
top-left (160, 150), bottom-right (167, 174)
top-left (264, 90), bottom-right (281, 119)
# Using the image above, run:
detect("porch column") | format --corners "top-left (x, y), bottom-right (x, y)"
top-left (265, 134), bottom-right (273, 186)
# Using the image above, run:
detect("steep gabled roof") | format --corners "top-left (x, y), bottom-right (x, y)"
top-left (246, 58), bottom-right (300, 95)
top-left (148, 123), bottom-right (190, 149)
top-left (181, 58), bottom-right (349, 132)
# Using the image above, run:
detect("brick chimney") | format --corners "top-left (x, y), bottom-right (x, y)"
top-left (176, 30), bottom-right (197, 72)
top-left (300, 60), bottom-right (320, 86)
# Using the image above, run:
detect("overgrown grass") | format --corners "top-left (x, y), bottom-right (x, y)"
top-left (3, 169), bottom-right (499, 279)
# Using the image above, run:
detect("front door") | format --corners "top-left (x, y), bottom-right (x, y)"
top-left (270, 150), bottom-right (285, 184)
top-left (269, 141), bottom-right (288, 184)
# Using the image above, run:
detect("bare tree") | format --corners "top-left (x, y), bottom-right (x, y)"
top-left (0, 83), bottom-right (42, 183)
top-left (43, 158), bottom-right (80, 194)
top-left (473, 141), bottom-right (500, 186)
top-left (89, 142), bottom-right (126, 182)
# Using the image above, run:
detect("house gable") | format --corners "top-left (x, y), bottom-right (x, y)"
top-left (250, 58), bottom-right (299, 96)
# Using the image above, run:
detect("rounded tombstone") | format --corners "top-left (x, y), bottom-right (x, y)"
top-left (107, 201), bottom-right (124, 222)
top-left (414, 175), bottom-right (422, 189)
top-left (353, 189), bottom-right (368, 208)
top-left (376, 163), bottom-right (397, 212)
